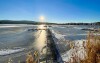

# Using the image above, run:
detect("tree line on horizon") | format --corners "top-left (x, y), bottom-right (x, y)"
top-left (0, 20), bottom-right (100, 25)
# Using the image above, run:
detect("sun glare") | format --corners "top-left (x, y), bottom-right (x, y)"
top-left (39, 16), bottom-right (45, 22)
top-left (39, 25), bottom-right (44, 29)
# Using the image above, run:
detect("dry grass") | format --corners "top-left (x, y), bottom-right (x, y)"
top-left (64, 31), bottom-right (100, 63)
top-left (82, 31), bottom-right (100, 63)
top-left (7, 51), bottom-right (39, 63)
top-left (8, 58), bottom-right (13, 63)
top-left (26, 51), bottom-right (39, 63)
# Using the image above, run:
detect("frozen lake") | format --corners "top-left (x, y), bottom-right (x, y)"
top-left (0, 24), bottom-right (47, 63)
top-left (0, 24), bottom-right (100, 63)
top-left (50, 25), bottom-right (100, 40)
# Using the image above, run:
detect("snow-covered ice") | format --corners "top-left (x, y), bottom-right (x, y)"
top-left (0, 48), bottom-right (25, 56)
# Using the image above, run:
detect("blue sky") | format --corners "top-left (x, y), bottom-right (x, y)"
top-left (0, 0), bottom-right (100, 23)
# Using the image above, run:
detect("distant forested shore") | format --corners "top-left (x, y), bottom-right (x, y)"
top-left (0, 20), bottom-right (100, 25)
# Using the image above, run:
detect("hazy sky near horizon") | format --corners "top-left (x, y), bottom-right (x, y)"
top-left (0, 0), bottom-right (100, 23)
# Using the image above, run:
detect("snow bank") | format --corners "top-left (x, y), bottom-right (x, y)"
top-left (50, 29), bottom-right (88, 62)
top-left (51, 29), bottom-right (66, 39)
top-left (62, 40), bottom-right (87, 62)
top-left (0, 48), bottom-right (25, 56)
top-left (0, 26), bottom-right (20, 28)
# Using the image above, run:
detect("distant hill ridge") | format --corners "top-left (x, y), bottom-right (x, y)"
top-left (0, 20), bottom-right (37, 24)
top-left (0, 20), bottom-right (100, 25)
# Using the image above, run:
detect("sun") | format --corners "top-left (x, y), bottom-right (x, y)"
top-left (40, 16), bottom-right (45, 21)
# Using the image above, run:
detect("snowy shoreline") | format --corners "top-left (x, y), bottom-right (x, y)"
top-left (0, 48), bottom-right (25, 56)
top-left (50, 29), bottom-right (87, 62)
top-left (61, 40), bottom-right (87, 62)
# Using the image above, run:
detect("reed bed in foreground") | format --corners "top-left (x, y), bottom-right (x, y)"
top-left (83, 32), bottom-right (100, 63)
top-left (66, 31), bottom-right (100, 63)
